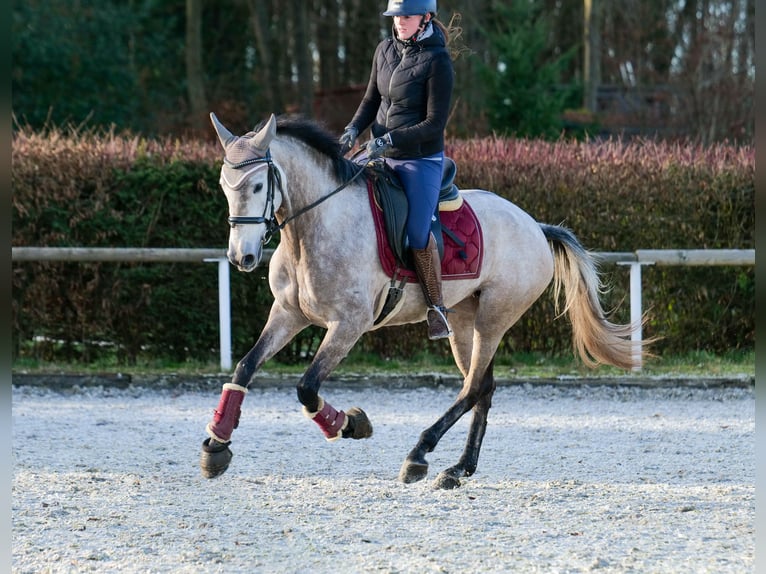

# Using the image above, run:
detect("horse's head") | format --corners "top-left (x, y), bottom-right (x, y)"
top-left (210, 112), bottom-right (283, 272)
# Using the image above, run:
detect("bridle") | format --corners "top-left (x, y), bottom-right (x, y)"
top-left (224, 151), bottom-right (283, 244)
top-left (223, 149), bottom-right (367, 245)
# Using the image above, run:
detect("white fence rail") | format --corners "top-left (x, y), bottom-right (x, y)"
top-left (12, 247), bottom-right (755, 371)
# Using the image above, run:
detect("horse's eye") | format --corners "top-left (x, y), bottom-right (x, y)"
top-left (254, 183), bottom-right (264, 193)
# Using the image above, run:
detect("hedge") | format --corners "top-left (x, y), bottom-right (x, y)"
top-left (11, 125), bottom-right (754, 366)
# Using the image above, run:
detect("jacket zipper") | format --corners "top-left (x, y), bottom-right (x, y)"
top-left (385, 47), bottom-right (408, 127)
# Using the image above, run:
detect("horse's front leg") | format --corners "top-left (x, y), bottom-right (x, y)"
top-left (200, 307), bottom-right (308, 478)
top-left (296, 323), bottom-right (373, 442)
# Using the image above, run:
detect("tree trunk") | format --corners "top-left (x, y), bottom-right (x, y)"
top-left (583, 0), bottom-right (601, 113)
top-left (185, 0), bottom-right (207, 131)
top-left (247, 0), bottom-right (276, 112)
top-left (347, 0), bottom-right (382, 84)
top-left (317, 0), bottom-right (339, 90)
top-left (451, 0), bottom-right (492, 136)
top-left (292, 0), bottom-right (314, 115)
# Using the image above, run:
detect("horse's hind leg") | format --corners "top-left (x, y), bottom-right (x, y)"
top-left (398, 357), bottom-right (497, 487)
top-left (398, 298), bottom-right (483, 484)
top-left (433, 360), bottom-right (496, 489)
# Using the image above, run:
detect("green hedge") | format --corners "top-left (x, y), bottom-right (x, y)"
top-left (11, 127), bottom-right (754, 366)
top-left (443, 137), bottom-right (754, 360)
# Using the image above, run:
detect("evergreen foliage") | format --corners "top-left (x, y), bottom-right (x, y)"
top-left (476, 0), bottom-right (580, 139)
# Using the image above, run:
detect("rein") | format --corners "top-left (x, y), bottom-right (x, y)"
top-left (225, 151), bottom-right (366, 245)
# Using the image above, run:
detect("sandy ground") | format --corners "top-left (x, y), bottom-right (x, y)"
top-left (12, 380), bottom-right (754, 573)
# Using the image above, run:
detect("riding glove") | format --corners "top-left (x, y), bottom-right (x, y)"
top-left (339, 126), bottom-right (358, 153)
top-left (366, 133), bottom-right (393, 159)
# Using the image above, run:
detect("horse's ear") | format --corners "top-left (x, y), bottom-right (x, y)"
top-left (210, 112), bottom-right (236, 150)
top-left (251, 113), bottom-right (277, 153)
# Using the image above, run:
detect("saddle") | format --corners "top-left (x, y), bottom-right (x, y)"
top-left (353, 155), bottom-right (484, 325)
top-left (364, 157), bottom-right (463, 268)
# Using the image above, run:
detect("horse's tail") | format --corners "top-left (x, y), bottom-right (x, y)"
top-left (540, 223), bottom-right (649, 370)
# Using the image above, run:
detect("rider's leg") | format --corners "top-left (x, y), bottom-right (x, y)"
top-left (411, 232), bottom-right (452, 339)
top-left (388, 154), bottom-right (452, 340)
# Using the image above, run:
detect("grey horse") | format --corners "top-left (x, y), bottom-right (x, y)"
top-left (200, 113), bottom-right (648, 489)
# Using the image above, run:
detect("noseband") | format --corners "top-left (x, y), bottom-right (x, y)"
top-left (224, 149), bottom-right (366, 245)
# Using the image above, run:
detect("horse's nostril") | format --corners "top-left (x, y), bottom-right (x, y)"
top-left (242, 254), bottom-right (256, 268)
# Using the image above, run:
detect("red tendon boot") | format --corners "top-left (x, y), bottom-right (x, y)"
top-left (303, 396), bottom-right (347, 441)
top-left (206, 383), bottom-right (248, 443)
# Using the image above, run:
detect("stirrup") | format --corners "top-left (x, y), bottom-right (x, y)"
top-left (427, 306), bottom-right (453, 340)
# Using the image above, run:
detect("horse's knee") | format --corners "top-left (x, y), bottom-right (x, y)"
top-left (462, 369), bottom-right (495, 411)
top-left (478, 361), bottom-right (496, 394)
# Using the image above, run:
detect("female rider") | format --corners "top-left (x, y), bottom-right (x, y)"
top-left (339, 0), bottom-right (455, 340)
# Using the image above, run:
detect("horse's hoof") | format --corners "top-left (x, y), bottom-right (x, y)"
top-left (200, 437), bottom-right (232, 479)
top-left (398, 458), bottom-right (429, 483)
top-left (433, 470), bottom-right (462, 490)
top-left (345, 407), bottom-right (373, 439)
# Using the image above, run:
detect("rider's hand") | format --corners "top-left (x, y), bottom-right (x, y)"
top-left (366, 133), bottom-right (393, 159)
top-left (339, 126), bottom-right (358, 153)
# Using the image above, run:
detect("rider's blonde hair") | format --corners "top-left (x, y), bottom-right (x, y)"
top-left (433, 13), bottom-right (468, 61)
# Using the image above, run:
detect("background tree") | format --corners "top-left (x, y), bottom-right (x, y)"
top-left (11, 0), bottom-right (754, 143)
top-left (317, 0), bottom-right (341, 90)
top-left (477, 0), bottom-right (579, 138)
top-left (12, 0), bottom-right (142, 129)
top-left (342, 0), bottom-right (385, 85)
top-left (291, 0), bottom-right (313, 115)
top-left (185, 0), bottom-right (207, 132)
top-left (582, 0), bottom-right (602, 113)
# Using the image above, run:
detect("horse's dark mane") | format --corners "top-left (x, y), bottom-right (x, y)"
top-left (254, 114), bottom-right (362, 182)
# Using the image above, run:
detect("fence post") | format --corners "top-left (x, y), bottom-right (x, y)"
top-left (617, 261), bottom-right (653, 372)
top-left (206, 258), bottom-right (232, 371)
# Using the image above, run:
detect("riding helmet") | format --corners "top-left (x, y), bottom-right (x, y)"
top-left (382, 0), bottom-right (437, 16)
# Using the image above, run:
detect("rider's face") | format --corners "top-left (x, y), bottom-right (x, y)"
top-left (393, 14), bottom-right (429, 40)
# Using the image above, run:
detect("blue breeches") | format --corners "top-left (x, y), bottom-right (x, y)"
top-left (385, 153), bottom-right (444, 250)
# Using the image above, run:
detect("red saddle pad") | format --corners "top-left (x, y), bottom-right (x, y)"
top-left (367, 179), bottom-right (484, 283)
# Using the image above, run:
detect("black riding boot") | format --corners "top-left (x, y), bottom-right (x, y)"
top-left (412, 233), bottom-right (453, 340)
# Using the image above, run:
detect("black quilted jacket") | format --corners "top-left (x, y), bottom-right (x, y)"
top-left (348, 24), bottom-right (454, 159)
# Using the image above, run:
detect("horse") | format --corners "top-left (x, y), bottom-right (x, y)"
top-left (199, 112), bottom-right (648, 489)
